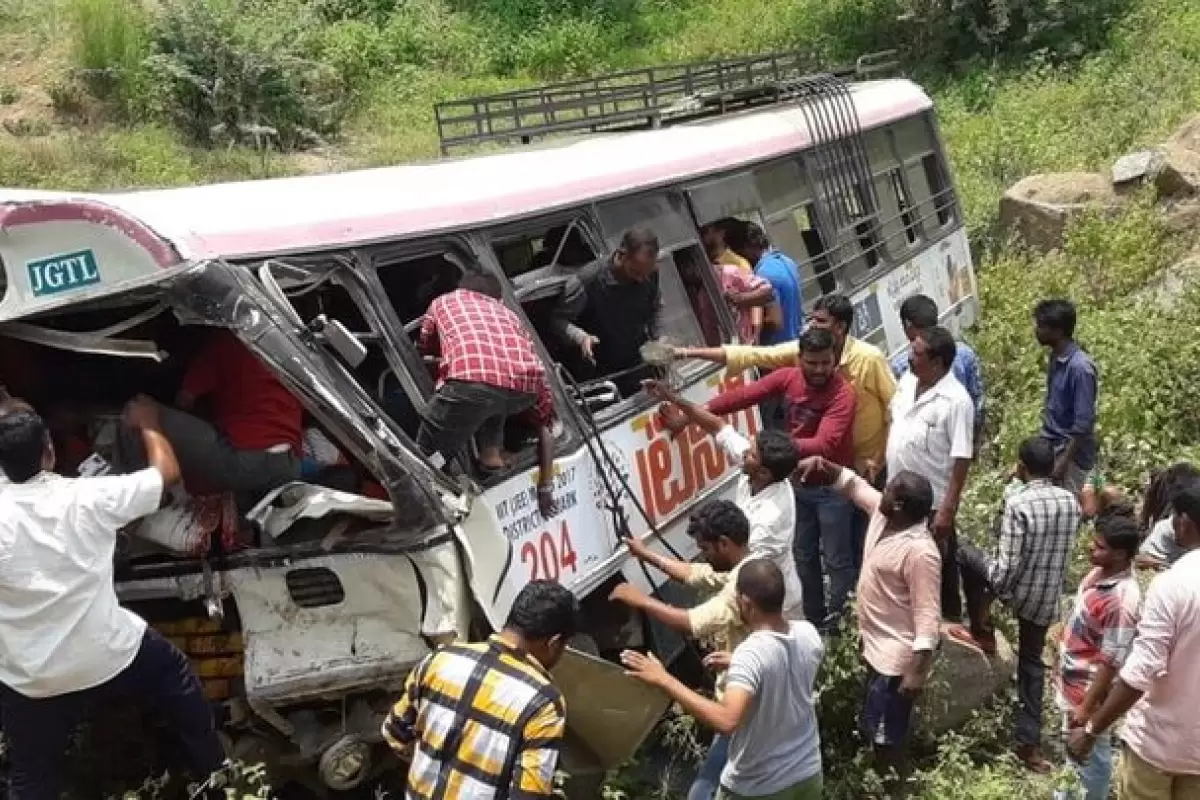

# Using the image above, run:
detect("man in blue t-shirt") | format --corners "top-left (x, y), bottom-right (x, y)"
top-left (738, 222), bottom-right (802, 347)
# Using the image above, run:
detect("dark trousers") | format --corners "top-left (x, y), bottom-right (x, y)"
top-left (0, 628), bottom-right (226, 800)
top-left (938, 525), bottom-right (964, 622)
top-left (416, 380), bottom-right (536, 472)
top-left (957, 542), bottom-right (1048, 747)
top-left (117, 406), bottom-right (301, 501)
top-left (794, 485), bottom-right (858, 628)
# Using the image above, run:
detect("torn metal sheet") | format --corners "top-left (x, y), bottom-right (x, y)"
top-left (0, 321), bottom-right (165, 361)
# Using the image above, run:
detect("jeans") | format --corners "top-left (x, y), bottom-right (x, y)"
top-left (1061, 715), bottom-right (1114, 800)
top-left (0, 628), bottom-right (226, 800)
top-left (415, 379), bottom-right (536, 472)
top-left (938, 524), bottom-right (964, 622)
top-left (793, 485), bottom-right (857, 628)
top-left (689, 734), bottom-right (730, 800)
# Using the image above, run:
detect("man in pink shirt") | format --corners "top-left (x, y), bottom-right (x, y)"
top-left (1068, 483), bottom-right (1200, 798)
top-left (798, 456), bottom-right (940, 796)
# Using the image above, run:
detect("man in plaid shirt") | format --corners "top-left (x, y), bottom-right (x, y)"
top-left (417, 273), bottom-right (558, 517)
top-left (954, 436), bottom-right (1081, 771)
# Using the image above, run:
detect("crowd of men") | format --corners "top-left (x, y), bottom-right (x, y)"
top-left (1, 213), bottom-right (1199, 800)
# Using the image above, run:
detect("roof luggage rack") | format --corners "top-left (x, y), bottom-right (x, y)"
top-left (433, 50), bottom-right (899, 155)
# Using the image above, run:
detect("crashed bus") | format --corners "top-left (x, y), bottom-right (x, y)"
top-left (0, 50), bottom-right (976, 794)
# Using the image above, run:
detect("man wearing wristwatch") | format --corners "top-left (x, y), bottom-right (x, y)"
top-left (1066, 483), bottom-right (1200, 798)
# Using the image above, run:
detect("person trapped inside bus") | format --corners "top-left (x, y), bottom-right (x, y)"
top-left (1067, 484), bottom-right (1200, 798)
top-left (382, 580), bottom-right (579, 800)
top-left (796, 455), bottom-right (940, 798)
top-left (952, 436), bottom-right (1081, 772)
top-left (119, 327), bottom-right (304, 507)
top-left (608, 500), bottom-right (758, 800)
top-left (642, 377), bottom-right (804, 620)
top-left (887, 325), bottom-right (974, 627)
top-left (682, 242), bottom-right (773, 347)
top-left (1034, 298), bottom-right (1098, 498)
top-left (0, 399), bottom-right (227, 800)
top-left (889, 294), bottom-right (984, 441)
top-left (1057, 504), bottom-right (1142, 800)
top-left (551, 226), bottom-right (662, 396)
top-left (735, 222), bottom-right (801, 348)
top-left (665, 327), bottom-right (857, 632)
top-left (702, 218), bottom-right (754, 273)
top-left (621, 559), bottom-right (826, 800)
top-left (415, 273), bottom-right (558, 518)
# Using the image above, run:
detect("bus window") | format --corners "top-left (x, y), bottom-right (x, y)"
top-left (764, 204), bottom-right (835, 307)
top-left (831, 184), bottom-right (885, 289)
top-left (591, 192), bottom-right (713, 402)
top-left (493, 220), bottom-right (598, 280)
top-left (864, 126), bottom-right (921, 257)
top-left (892, 114), bottom-right (958, 232)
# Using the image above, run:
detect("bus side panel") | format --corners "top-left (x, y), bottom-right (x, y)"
top-left (474, 368), bottom-right (760, 623)
top-left (849, 227), bottom-right (975, 359)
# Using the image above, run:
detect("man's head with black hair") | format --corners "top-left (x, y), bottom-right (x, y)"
top-left (879, 469), bottom-right (935, 529)
top-left (798, 326), bottom-right (837, 388)
top-left (738, 222), bottom-right (771, 264)
top-left (898, 294), bottom-right (939, 342)
top-left (0, 408), bottom-right (52, 483)
top-left (687, 498), bottom-right (750, 572)
top-left (1090, 504), bottom-right (1141, 570)
top-left (1034, 298), bottom-right (1077, 348)
top-left (734, 558), bottom-right (786, 623)
top-left (1171, 484), bottom-right (1200, 553)
top-left (743, 428), bottom-right (799, 488)
top-left (458, 272), bottom-right (504, 300)
top-left (504, 579), bottom-right (581, 670)
top-left (700, 217), bottom-right (744, 260)
top-left (614, 226), bottom-right (660, 284)
top-left (909, 325), bottom-right (956, 384)
top-left (1142, 462), bottom-right (1200, 530)
top-left (809, 293), bottom-right (855, 350)
top-left (1016, 436), bottom-right (1056, 481)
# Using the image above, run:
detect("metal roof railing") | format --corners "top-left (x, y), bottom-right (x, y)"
top-left (433, 49), bottom-right (899, 155)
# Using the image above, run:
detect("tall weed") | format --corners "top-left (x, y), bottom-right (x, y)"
top-left (65, 0), bottom-right (150, 103)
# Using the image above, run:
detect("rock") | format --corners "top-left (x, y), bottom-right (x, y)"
top-left (1113, 150), bottom-right (1162, 188)
top-left (917, 626), bottom-right (1016, 734)
top-left (1168, 114), bottom-right (1200, 155)
top-left (1163, 200), bottom-right (1200, 234)
top-left (1133, 254), bottom-right (1200, 312)
top-left (1000, 173), bottom-right (1127, 253)
top-left (1154, 143), bottom-right (1200, 199)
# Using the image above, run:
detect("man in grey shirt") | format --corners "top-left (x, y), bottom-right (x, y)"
top-left (622, 559), bottom-right (825, 800)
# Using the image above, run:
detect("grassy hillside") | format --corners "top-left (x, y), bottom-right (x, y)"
top-left (2, 0), bottom-right (1200, 797)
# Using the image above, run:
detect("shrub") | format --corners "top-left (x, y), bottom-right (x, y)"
top-left (144, 0), bottom-right (350, 150)
top-left (64, 0), bottom-right (151, 107)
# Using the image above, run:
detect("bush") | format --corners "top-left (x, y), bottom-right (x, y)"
top-left (144, 0), bottom-right (350, 150)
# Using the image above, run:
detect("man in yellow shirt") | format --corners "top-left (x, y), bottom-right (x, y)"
top-left (672, 293), bottom-right (897, 480)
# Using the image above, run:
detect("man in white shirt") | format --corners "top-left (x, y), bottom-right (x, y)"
top-left (621, 559), bottom-right (825, 800)
top-left (645, 379), bottom-right (804, 618)
top-left (0, 397), bottom-right (227, 800)
top-left (886, 325), bottom-right (974, 623)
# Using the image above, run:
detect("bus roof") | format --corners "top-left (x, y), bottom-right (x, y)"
top-left (0, 78), bottom-right (930, 262)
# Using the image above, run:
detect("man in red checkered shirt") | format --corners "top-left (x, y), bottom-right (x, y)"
top-left (417, 273), bottom-right (558, 518)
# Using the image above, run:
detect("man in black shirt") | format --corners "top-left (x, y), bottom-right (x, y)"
top-left (552, 227), bottom-right (662, 396)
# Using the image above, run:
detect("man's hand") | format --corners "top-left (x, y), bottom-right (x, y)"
top-left (899, 664), bottom-right (928, 699)
top-left (537, 482), bottom-right (556, 519)
top-left (580, 335), bottom-right (600, 364)
top-left (932, 506), bottom-right (956, 541)
top-left (642, 379), bottom-right (675, 404)
top-left (657, 403), bottom-right (689, 437)
top-left (702, 651), bottom-right (732, 672)
top-left (624, 535), bottom-right (654, 562)
top-left (1067, 706), bottom-right (1089, 729)
top-left (123, 394), bottom-right (162, 431)
top-left (609, 583), bottom-right (648, 609)
top-left (796, 456), bottom-right (839, 485)
top-left (620, 649), bottom-right (670, 688)
top-left (1066, 727), bottom-right (1097, 762)
top-left (863, 459), bottom-right (881, 485)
